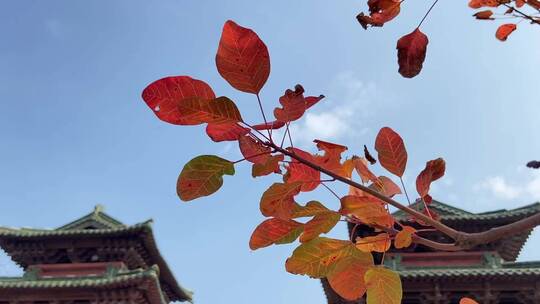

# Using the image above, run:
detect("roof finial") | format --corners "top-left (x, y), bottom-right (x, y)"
top-left (94, 204), bottom-right (104, 214)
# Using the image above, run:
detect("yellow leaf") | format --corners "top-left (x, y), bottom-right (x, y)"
top-left (365, 267), bottom-right (402, 304)
top-left (286, 237), bottom-right (353, 278)
top-left (249, 218), bottom-right (303, 250)
top-left (300, 211), bottom-right (340, 243)
top-left (260, 182), bottom-right (302, 219)
top-left (356, 233), bottom-right (391, 253)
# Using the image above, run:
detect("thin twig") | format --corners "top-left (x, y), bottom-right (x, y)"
top-left (256, 94), bottom-right (272, 141)
top-left (417, 0), bottom-right (440, 28)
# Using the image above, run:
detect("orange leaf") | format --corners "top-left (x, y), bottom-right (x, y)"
top-left (496, 23), bottom-right (517, 41)
top-left (238, 135), bottom-right (271, 164)
top-left (314, 139), bottom-right (348, 176)
top-left (327, 249), bottom-right (374, 300)
top-left (356, 233), bottom-right (391, 253)
top-left (365, 267), bottom-right (402, 304)
top-left (396, 28), bottom-right (429, 78)
top-left (142, 76), bottom-right (215, 125)
top-left (370, 176), bottom-right (402, 197)
top-left (216, 20), bottom-right (270, 94)
top-left (285, 148), bottom-right (321, 192)
top-left (176, 96), bottom-right (243, 125)
top-left (249, 218), bottom-right (303, 250)
top-left (416, 158), bottom-right (445, 198)
top-left (342, 158), bottom-right (355, 179)
top-left (206, 122), bottom-right (250, 142)
top-left (473, 10), bottom-right (494, 19)
top-left (260, 182), bottom-right (302, 219)
top-left (394, 226), bottom-right (416, 249)
top-left (468, 0), bottom-right (500, 8)
top-left (339, 196), bottom-right (394, 227)
top-left (356, 0), bottom-right (401, 29)
top-left (375, 127), bottom-right (407, 177)
top-left (252, 154), bottom-right (284, 177)
top-left (353, 156), bottom-right (379, 184)
top-left (300, 211), bottom-right (341, 243)
top-left (177, 155), bottom-right (235, 201)
top-left (460, 297), bottom-right (480, 304)
top-left (286, 237), bottom-right (371, 278)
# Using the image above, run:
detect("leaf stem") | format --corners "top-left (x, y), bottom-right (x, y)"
top-left (417, 0), bottom-right (440, 28)
top-left (399, 177), bottom-right (411, 205)
top-left (256, 93), bottom-right (273, 141)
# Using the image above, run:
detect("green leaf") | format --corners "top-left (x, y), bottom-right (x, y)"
top-left (177, 155), bottom-right (235, 201)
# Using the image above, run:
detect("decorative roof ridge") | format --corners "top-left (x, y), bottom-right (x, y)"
top-left (0, 220), bottom-right (153, 237)
top-left (56, 205), bottom-right (126, 230)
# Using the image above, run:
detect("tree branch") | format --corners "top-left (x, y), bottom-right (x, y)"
top-left (265, 141), bottom-right (540, 252)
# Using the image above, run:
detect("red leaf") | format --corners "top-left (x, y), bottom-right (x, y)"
top-left (516, 0), bottom-right (525, 7)
top-left (142, 76), bottom-right (215, 125)
top-left (468, 0), bottom-right (500, 8)
top-left (496, 23), bottom-right (517, 41)
top-left (238, 135), bottom-right (271, 164)
top-left (375, 127), bottom-right (407, 177)
top-left (176, 96), bottom-right (243, 125)
top-left (371, 176), bottom-right (402, 198)
top-left (206, 122), bottom-right (249, 142)
top-left (353, 156), bottom-right (379, 184)
top-left (356, 0), bottom-right (401, 29)
top-left (216, 20), bottom-right (270, 94)
top-left (396, 28), bottom-right (429, 78)
top-left (274, 85), bottom-right (324, 123)
top-left (252, 120), bottom-right (286, 130)
top-left (473, 10), bottom-right (494, 19)
top-left (249, 218), bottom-right (303, 250)
top-left (314, 140), bottom-right (349, 176)
top-left (285, 148), bottom-right (321, 192)
top-left (416, 158), bottom-right (446, 198)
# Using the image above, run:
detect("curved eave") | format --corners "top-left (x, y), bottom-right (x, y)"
top-left (0, 222), bottom-right (192, 303)
top-left (0, 266), bottom-right (166, 304)
top-left (399, 267), bottom-right (540, 281)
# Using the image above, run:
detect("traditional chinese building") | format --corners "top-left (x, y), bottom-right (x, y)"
top-left (0, 205), bottom-right (192, 303)
top-left (322, 200), bottom-right (540, 304)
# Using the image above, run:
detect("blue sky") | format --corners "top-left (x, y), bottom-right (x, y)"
top-left (1, 1), bottom-right (539, 303)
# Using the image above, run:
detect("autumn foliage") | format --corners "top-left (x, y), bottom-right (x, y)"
top-left (356, 0), bottom-right (540, 78)
top-left (141, 19), bottom-right (528, 303)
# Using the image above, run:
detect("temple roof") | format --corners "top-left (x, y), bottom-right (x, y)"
top-left (392, 200), bottom-right (540, 261)
top-left (393, 200), bottom-right (540, 222)
top-left (0, 206), bottom-right (192, 303)
top-left (397, 261), bottom-right (540, 280)
top-left (0, 264), bottom-right (166, 303)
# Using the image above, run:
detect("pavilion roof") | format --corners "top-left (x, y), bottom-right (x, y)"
top-left (0, 206), bottom-right (192, 303)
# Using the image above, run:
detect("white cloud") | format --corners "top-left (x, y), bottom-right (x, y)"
top-left (475, 171), bottom-right (540, 201)
top-left (284, 72), bottom-right (377, 147)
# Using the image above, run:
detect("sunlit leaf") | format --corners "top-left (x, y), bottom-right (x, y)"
top-left (370, 176), bottom-right (402, 197)
top-left (177, 155), bottom-right (235, 201)
top-left (142, 76), bottom-right (215, 125)
top-left (396, 28), bottom-right (429, 78)
top-left (260, 182), bottom-right (302, 219)
top-left (238, 135), bottom-right (271, 164)
top-left (327, 248), bottom-right (374, 300)
top-left (206, 122), bottom-right (249, 142)
top-left (496, 23), bottom-right (517, 41)
top-left (285, 148), bottom-right (321, 192)
top-left (300, 211), bottom-right (341, 243)
top-left (216, 20), bottom-right (270, 94)
top-left (274, 85), bottom-right (325, 123)
top-left (339, 195), bottom-right (394, 227)
top-left (286, 237), bottom-right (355, 278)
top-left (394, 226), bottom-right (416, 249)
top-left (314, 139), bottom-right (348, 176)
top-left (249, 218), bottom-right (303, 250)
top-left (177, 96), bottom-right (243, 125)
top-left (365, 267), bottom-right (402, 304)
top-left (375, 127), bottom-right (407, 177)
top-left (252, 154), bottom-right (284, 177)
top-left (293, 201), bottom-right (332, 218)
top-left (468, 0), bottom-right (500, 8)
top-left (356, 233), bottom-right (391, 253)
top-left (353, 156), bottom-right (379, 184)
